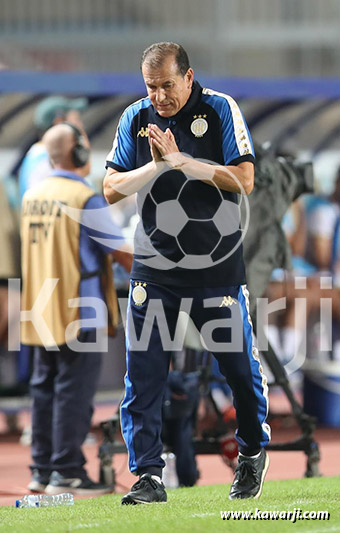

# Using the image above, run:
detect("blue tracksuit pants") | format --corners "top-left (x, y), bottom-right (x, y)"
top-left (120, 280), bottom-right (270, 477)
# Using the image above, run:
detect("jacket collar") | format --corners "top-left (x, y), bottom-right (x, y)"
top-left (174, 80), bottom-right (202, 118)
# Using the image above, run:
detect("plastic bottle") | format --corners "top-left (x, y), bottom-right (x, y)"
top-left (15, 493), bottom-right (74, 508)
top-left (161, 452), bottom-right (179, 489)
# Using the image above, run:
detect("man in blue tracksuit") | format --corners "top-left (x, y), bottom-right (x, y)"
top-left (104, 42), bottom-right (270, 503)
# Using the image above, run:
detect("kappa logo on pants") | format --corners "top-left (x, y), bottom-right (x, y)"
top-left (219, 296), bottom-right (238, 307)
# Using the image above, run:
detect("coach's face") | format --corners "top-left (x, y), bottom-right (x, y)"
top-left (142, 55), bottom-right (194, 117)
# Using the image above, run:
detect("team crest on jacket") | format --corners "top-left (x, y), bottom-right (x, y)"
top-left (132, 283), bottom-right (147, 305)
top-left (191, 115), bottom-right (208, 137)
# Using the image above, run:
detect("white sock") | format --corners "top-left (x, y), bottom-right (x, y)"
top-left (239, 451), bottom-right (261, 459)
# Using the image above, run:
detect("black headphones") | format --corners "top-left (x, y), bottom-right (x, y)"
top-left (63, 122), bottom-right (90, 168)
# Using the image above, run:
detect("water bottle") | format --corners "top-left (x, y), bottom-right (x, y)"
top-left (15, 493), bottom-right (74, 508)
top-left (161, 452), bottom-right (179, 489)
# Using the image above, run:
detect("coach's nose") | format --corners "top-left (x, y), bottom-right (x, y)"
top-left (156, 88), bottom-right (167, 104)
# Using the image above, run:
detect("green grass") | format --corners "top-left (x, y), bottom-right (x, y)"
top-left (0, 477), bottom-right (339, 533)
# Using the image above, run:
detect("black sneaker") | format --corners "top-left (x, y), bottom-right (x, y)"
top-left (45, 471), bottom-right (112, 496)
top-left (27, 469), bottom-right (50, 493)
top-left (229, 449), bottom-right (269, 500)
top-left (121, 473), bottom-right (167, 505)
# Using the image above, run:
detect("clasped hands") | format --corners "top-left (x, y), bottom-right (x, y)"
top-left (148, 123), bottom-right (186, 169)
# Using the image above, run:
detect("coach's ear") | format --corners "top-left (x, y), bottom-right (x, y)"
top-left (185, 67), bottom-right (194, 89)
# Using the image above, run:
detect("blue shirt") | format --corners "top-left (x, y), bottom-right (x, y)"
top-left (18, 142), bottom-right (52, 201)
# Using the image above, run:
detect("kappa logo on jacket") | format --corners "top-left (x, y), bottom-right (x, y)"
top-left (137, 127), bottom-right (149, 138)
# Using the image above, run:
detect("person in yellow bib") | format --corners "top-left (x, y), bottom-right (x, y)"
top-left (21, 123), bottom-right (132, 495)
